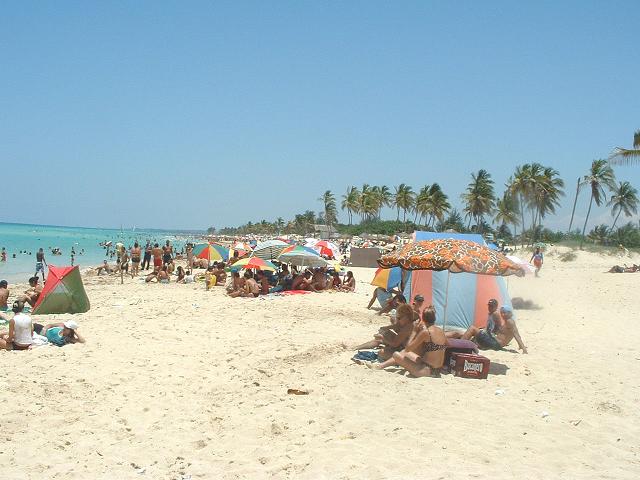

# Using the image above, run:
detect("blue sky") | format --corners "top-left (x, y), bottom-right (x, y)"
top-left (2, 1), bottom-right (638, 231)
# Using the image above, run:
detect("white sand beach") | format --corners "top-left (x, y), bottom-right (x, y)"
top-left (2, 247), bottom-right (640, 479)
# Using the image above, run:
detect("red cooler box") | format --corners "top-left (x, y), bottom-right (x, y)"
top-left (449, 353), bottom-right (490, 379)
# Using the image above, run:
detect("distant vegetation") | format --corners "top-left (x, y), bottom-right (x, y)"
top-left (213, 157), bottom-right (640, 247)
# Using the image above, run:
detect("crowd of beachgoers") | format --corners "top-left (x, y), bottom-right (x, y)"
top-left (1, 233), bottom-right (534, 378)
top-left (0, 235), bottom-right (370, 352)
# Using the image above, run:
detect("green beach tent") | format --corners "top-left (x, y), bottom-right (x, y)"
top-left (32, 265), bottom-right (90, 315)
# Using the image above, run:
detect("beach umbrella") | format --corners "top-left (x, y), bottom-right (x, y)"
top-left (278, 245), bottom-right (328, 267)
top-left (252, 239), bottom-right (289, 260)
top-left (192, 243), bottom-right (229, 262)
top-left (378, 239), bottom-right (523, 329)
top-left (506, 255), bottom-right (535, 275)
top-left (230, 257), bottom-right (277, 272)
top-left (370, 266), bottom-right (402, 291)
top-left (326, 259), bottom-right (344, 272)
top-left (314, 240), bottom-right (339, 258)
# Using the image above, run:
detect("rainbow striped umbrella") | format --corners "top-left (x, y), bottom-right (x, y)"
top-left (192, 243), bottom-right (229, 262)
top-left (371, 267), bottom-right (402, 291)
top-left (230, 257), bottom-right (277, 272)
top-left (278, 245), bottom-right (328, 267)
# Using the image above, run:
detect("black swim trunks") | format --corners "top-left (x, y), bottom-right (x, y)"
top-left (475, 329), bottom-right (502, 350)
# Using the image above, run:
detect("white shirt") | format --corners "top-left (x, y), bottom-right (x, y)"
top-left (12, 313), bottom-right (33, 346)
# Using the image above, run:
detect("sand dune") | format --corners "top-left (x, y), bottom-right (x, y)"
top-left (1, 248), bottom-right (639, 479)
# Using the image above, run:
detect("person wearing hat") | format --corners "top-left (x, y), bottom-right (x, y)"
top-left (0, 300), bottom-right (33, 351)
top-left (447, 298), bottom-right (501, 348)
top-left (34, 320), bottom-right (85, 347)
top-left (411, 294), bottom-right (425, 320)
top-left (449, 301), bottom-right (528, 353)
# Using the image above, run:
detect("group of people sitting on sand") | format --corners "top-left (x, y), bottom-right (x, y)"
top-left (221, 264), bottom-right (356, 297)
top-left (0, 296), bottom-right (85, 351)
top-left (0, 277), bottom-right (44, 314)
top-left (354, 295), bottom-right (527, 377)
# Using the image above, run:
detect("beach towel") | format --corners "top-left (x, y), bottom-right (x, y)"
top-left (280, 290), bottom-right (312, 296)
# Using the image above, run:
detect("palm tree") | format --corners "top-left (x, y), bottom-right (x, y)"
top-left (275, 217), bottom-right (285, 234)
top-left (608, 181), bottom-right (639, 230)
top-left (529, 166), bottom-right (565, 236)
top-left (393, 184), bottom-right (407, 221)
top-left (508, 166), bottom-right (531, 245)
top-left (609, 130), bottom-right (640, 165)
top-left (414, 185), bottom-right (431, 225)
top-left (377, 185), bottom-right (392, 219)
top-left (426, 184), bottom-right (450, 228)
top-left (319, 191), bottom-right (337, 235)
top-left (341, 186), bottom-right (360, 225)
top-left (580, 159), bottom-right (617, 248)
top-left (359, 184), bottom-right (378, 222)
top-left (461, 169), bottom-right (495, 233)
top-left (394, 184), bottom-right (415, 222)
top-left (567, 177), bottom-right (583, 233)
top-left (494, 192), bottom-right (520, 238)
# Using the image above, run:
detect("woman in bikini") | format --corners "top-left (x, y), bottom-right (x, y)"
top-left (130, 242), bottom-right (142, 277)
top-left (341, 271), bottom-right (356, 292)
top-left (369, 305), bottom-right (447, 377)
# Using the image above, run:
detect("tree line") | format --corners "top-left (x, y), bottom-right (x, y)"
top-left (216, 143), bottom-right (640, 247)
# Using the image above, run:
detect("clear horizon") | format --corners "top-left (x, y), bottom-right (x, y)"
top-left (2, 1), bottom-right (639, 231)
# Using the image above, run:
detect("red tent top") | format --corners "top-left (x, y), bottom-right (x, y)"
top-left (33, 265), bottom-right (77, 310)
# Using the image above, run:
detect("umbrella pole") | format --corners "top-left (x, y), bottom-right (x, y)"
top-left (442, 270), bottom-right (451, 332)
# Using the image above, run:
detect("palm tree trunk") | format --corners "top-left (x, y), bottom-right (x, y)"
top-left (568, 177), bottom-right (580, 232)
top-left (396, 208), bottom-right (400, 221)
top-left (520, 195), bottom-right (526, 248)
top-left (611, 210), bottom-right (622, 231)
top-left (580, 194), bottom-right (595, 249)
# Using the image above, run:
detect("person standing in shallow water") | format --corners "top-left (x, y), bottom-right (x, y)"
top-left (35, 248), bottom-right (47, 282)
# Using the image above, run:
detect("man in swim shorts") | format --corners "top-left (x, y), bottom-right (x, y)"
top-left (447, 298), bottom-right (502, 349)
top-left (163, 240), bottom-right (173, 266)
top-left (151, 243), bottom-right (163, 269)
top-left (35, 248), bottom-right (47, 282)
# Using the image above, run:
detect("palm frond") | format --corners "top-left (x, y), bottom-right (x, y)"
top-left (609, 147), bottom-right (640, 165)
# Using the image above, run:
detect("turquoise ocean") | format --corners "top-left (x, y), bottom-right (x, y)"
top-left (0, 222), bottom-right (204, 284)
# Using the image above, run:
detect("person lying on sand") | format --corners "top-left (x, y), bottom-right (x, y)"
top-left (449, 303), bottom-right (528, 353)
top-left (355, 304), bottom-right (414, 360)
top-left (368, 306), bottom-right (447, 377)
top-left (34, 320), bottom-right (85, 347)
top-left (0, 301), bottom-right (33, 351)
top-left (608, 264), bottom-right (639, 273)
top-left (341, 271), bottom-right (355, 292)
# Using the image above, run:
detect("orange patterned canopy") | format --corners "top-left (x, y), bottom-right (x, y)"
top-left (378, 239), bottom-right (525, 277)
